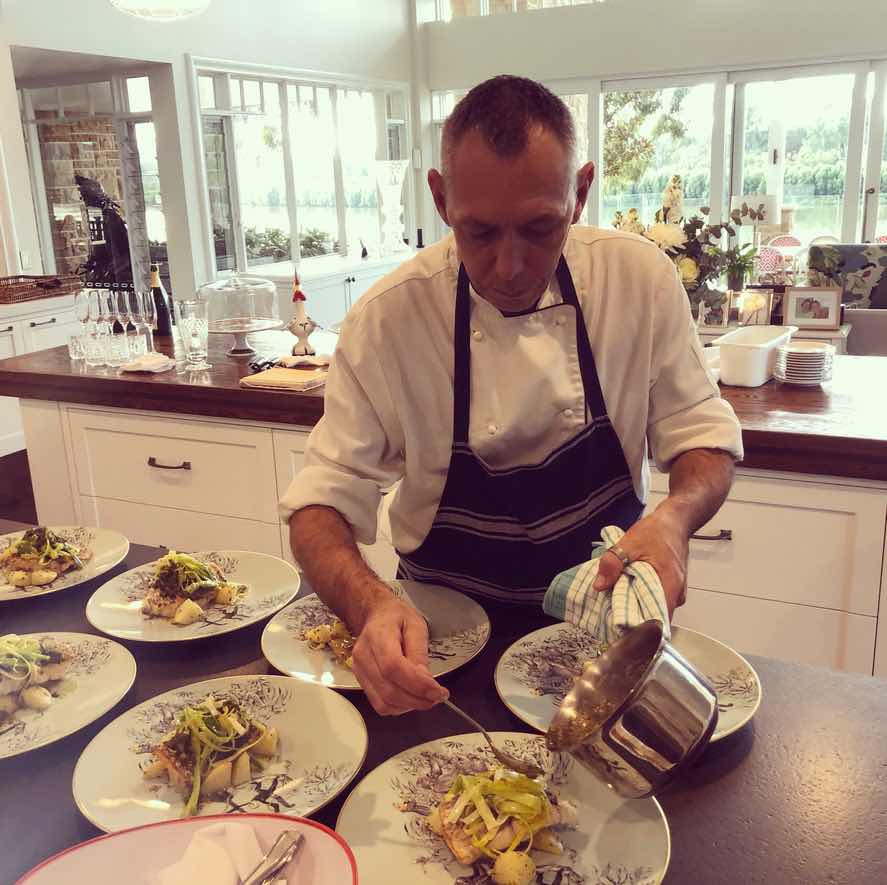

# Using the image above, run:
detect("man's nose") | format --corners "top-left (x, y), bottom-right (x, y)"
top-left (494, 232), bottom-right (524, 282)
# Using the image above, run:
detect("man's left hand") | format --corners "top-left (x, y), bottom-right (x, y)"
top-left (592, 505), bottom-right (690, 618)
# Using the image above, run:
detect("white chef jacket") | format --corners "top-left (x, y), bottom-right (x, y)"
top-left (279, 227), bottom-right (744, 552)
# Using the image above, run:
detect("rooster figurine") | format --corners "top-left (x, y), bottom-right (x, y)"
top-left (287, 271), bottom-right (318, 356)
top-left (661, 174), bottom-right (684, 224)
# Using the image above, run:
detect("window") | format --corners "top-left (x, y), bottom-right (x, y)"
top-left (875, 78), bottom-right (887, 240)
top-left (437, 0), bottom-right (605, 20)
top-left (740, 74), bottom-right (855, 243)
top-left (197, 67), bottom-right (410, 272)
top-left (601, 82), bottom-right (714, 226)
top-left (560, 92), bottom-right (589, 222)
top-left (126, 76), bottom-right (152, 113)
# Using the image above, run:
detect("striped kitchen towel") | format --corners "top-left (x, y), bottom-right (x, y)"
top-left (543, 525), bottom-right (671, 645)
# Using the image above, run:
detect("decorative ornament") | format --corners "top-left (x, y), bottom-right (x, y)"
top-left (109, 1), bottom-right (210, 21)
top-left (661, 174), bottom-right (684, 224)
top-left (287, 271), bottom-right (318, 356)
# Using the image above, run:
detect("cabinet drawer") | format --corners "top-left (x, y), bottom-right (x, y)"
top-left (272, 429), bottom-right (310, 499)
top-left (23, 311), bottom-right (77, 352)
top-left (70, 410), bottom-right (278, 523)
top-left (675, 586), bottom-right (875, 674)
top-left (646, 474), bottom-right (886, 616)
top-left (80, 496), bottom-right (283, 556)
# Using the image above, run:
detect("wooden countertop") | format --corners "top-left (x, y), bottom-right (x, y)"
top-left (1, 331), bottom-right (886, 481)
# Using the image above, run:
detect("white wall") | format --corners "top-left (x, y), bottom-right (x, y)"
top-left (424, 0), bottom-right (887, 90)
top-left (0, 0), bottom-right (412, 290)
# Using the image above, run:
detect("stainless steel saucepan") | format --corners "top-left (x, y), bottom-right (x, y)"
top-left (547, 619), bottom-right (718, 798)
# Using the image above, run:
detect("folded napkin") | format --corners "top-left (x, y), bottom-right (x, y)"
top-left (543, 525), bottom-right (671, 645)
top-left (146, 822), bottom-right (287, 885)
top-left (240, 366), bottom-right (327, 391)
top-left (121, 352), bottom-right (176, 373)
top-left (275, 353), bottom-right (331, 368)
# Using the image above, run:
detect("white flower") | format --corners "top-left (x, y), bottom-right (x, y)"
top-left (644, 222), bottom-right (687, 251)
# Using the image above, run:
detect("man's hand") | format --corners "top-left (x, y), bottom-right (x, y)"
top-left (593, 506), bottom-right (689, 618)
top-left (592, 448), bottom-right (736, 619)
top-left (351, 594), bottom-right (449, 715)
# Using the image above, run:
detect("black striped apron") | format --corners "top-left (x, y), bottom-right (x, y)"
top-left (397, 255), bottom-right (644, 604)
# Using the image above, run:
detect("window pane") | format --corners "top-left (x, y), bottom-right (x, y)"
top-left (338, 88), bottom-right (381, 256)
top-left (134, 121), bottom-right (168, 276)
top-left (198, 75), bottom-right (215, 109)
top-left (126, 77), bottom-right (152, 113)
top-left (59, 84), bottom-right (89, 116)
top-left (602, 83), bottom-right (714, 226)
top-left (90, 81), bottom-right (114, 114)
top-left (243, 80), bottom-right (262, 112)
top-left (876, 83), bottom-right (887, 240)
top-left (229, 77), bottom-right (243, 111)
top-left (28, 87), bottom-right (60, 116)
top-left (742, 74), bottom-right (854, 243)
top-left (233, 104), bottom-right (292, 267)
top-left (202, 117), bottom-right (237, 272)
top-left (288, 85), bottom-right (338, 259)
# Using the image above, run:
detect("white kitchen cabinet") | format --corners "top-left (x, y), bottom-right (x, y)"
top-left (21, 310), bottom-right (78, 352)
top-left (0, 322), bottom-right (25, 455)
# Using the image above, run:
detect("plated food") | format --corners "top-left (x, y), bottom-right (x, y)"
top-left (262, 580), bottom-right (490, 689)
top-left (0, 632), bottom-right (136, 760)
top-left (0, 526), bottom-right (90, 588)
top-left (74, 675), bottom-right (368, 832)
top-left (86, 551), bottom-right (299, 643)
top-left (141, 693), bottom-right (278, 817)
top-left (140, 552), bottom-right (247, 625)
top-left (0, 526), bottom-right (129, 603)
top-left (336, 732), bottom-right (670, 885)
top-left (495, 623), bottom-right (762, 742)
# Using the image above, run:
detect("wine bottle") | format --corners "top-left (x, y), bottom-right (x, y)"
top-left (151, 263), bottom-right (172, 336)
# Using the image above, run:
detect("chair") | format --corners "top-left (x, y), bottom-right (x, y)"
top-left (807, 243), bottom-right (887, 310)
top-left (766, 234), bottom-right (802, 248)
top-left (877, 235), bottom-right (887, 244)
top-left (810, 235), bottom-right (840, 246)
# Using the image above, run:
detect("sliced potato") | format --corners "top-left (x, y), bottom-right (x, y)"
top-left (214, 584), bottom-right (236, 606)
top-left (304, 624), bottom-right (332, 645)
top-left (21, 685), bottom-right (53, 710)
top-left (200, 760), bottom-right (232, 797)
top-left (29, 569), bottom-right (58, 586)
top-left (7, 571), bottom-right (31, 587)
top-left (231, 751), bottom-right (251, 786)
top-left (141, 756), bottom-right (168, 780)
top-left (252, 726), bottom-right (278, 757)
top-left (532, 828), bottom-right (564, 854)
top-left (172, 599), bottom-right (204, 626)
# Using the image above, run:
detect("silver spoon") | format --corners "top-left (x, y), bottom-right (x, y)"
top-left (241, 831), bottom-right (304, 885)
top-left (442, 699), bottom-right (544, 779)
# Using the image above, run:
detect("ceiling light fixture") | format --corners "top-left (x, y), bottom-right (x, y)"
top-left (109, 1), bottom-right (211, 22)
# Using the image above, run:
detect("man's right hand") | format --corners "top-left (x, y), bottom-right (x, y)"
top-left (351, 594), bottom-right (449, 716)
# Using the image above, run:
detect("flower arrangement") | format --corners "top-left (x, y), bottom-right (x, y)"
top-left (612, 176), bottom-right (768, 312)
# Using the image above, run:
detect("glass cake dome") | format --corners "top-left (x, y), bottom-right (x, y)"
top-left (197, 271), bottom-right (283, 356)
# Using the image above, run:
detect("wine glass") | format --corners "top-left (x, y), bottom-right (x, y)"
top-left (104, 288), bottom-right (130, 367)
top-left (83, 289), bottom-right (108, 367)
top-left (139, 290), bottom-right (156, 353)
top-left (127, 289), bottom-right (152, 356)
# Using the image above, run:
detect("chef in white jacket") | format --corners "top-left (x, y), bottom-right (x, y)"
top-left (281, 76), bottom-right (743, 715)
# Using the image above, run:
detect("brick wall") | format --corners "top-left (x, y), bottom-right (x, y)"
top-left (35, 115), bottom-right (125, 275)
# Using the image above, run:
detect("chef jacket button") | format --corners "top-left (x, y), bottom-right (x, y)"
top-left (472, 329), bottom-right (484, 341)
top-left (563, 408), bottom-right (574, 418)
top-left (487, 422), bottom-right (498, 435)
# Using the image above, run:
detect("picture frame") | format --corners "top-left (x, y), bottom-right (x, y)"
top-left (737, 288), bottom-right (774, 325)
top-left (783, 286), bottom-right (842, 330)
top-left (696, 297), bottom-right (729, 329)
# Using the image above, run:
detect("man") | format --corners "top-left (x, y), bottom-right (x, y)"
top-left (281, 76), bottom-right (743, 716)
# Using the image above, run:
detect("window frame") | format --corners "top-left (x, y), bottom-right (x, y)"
top-left (188, 55), bottom-right (412, 280)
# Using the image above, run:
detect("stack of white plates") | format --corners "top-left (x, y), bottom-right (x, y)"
top-left (775, 340), bottom-right (835, 386)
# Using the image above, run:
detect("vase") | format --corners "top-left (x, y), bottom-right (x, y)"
top-left (727, 269), bottom-right (745, 291)
top-left (375, 159), bottom-right (410, 256)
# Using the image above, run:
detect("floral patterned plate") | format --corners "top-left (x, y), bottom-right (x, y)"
top-left (0, 527), bottom-right (130, 603)
top-left (495, 623), bottom-right (762, 742)
top-left (336, 731), bottom-right (670, 885)
top-left (262, 580), bottom-right (491, 689)
top-left (0, 632), bottom-right (136, 760)
top-left (73, 675), bottom-right (368, 833)
top-left (85, 551), bottom-right (300, 643)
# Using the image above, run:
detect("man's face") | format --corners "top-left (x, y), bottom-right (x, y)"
top-left (429, 127), bottom-right (593, 313)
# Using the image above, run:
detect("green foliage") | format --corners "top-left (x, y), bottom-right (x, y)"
top-left (717, 243), bottom-right (757, 275)
top-left (298, 227), bottom-right (332, 258)
top-left (244, 226), bottom-right (290, 260)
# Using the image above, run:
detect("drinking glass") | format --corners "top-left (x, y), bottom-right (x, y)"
top-left (139, 290), bottom-right (156, 352)
top-left (66, 333), bottom-right (85, 361)
top-left (105, 291), bottom-right (130, 367)
top-left (125, 289), bottom-right (149, 358)
top-left (73, 288), bottom-right (91, 338)
top-left (174, 299), bottom-right (212, 370)
top-left (84, 289), bottom-right (109, 367)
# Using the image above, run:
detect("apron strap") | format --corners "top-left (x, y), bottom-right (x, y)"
top-left (453, 263), bottom-right (472, 444)
top-left (555, 255), bottom-right (607, 418)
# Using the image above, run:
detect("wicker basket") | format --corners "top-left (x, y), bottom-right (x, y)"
top-left (0, 274), bottom-right (82, 305)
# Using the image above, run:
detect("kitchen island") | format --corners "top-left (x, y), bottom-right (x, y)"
top-left (3, 517), bottom-right (887, 885)
top-left (1, 338), bottom-right (886, 677)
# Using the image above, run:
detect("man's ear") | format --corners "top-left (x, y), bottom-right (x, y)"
top-left (428, 168), bottom-right (450, 227)
top-left (572, 162), bottom-right (595, 223)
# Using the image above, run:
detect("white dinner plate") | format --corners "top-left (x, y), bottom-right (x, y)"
top-left (337, 731), bottom-right (670, 885)
top-left (0, 632), bottom-right (136, 760)
top-left (17, 813), bottom-right (357, 884)
top-left (86, 551), bottom-right (300, 642)
top-left (0, 527), bottom-right (130, 603)
top-left (262, 580), bottom-right (490, 689)
top-left (495, 623), bottom-right (761, 742)
top-left (73, 674), bottom-right (368, 833)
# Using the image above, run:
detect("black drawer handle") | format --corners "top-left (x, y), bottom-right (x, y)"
top-left (147, 457), bottom-right (192, 471)
top-left (29, 318), bottom-right (57, 328)
top-left (1, 325), bottom-right (12, 333)
top-left (690, 529), bottom-right (733, 542)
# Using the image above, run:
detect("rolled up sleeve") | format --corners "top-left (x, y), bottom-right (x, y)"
top-left (278, 315), bottom-right (405, 545)
top-left (646, 265), bottom-right (744, 471)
